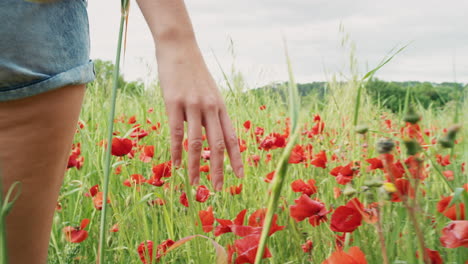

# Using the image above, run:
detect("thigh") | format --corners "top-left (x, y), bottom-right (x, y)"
top-left (0, 84), bottom-right (85, 264)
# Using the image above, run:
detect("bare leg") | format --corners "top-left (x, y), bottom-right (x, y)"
top-left (0, 84), bottom-right (85, 264)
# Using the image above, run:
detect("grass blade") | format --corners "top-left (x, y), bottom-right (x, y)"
top-left (254, 39), bottom-right (301, 264)
top-left (97, 12), bottom-right (126, 264)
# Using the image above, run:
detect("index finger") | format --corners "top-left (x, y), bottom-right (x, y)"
top-left (219, 107), bottom-right (244, 178)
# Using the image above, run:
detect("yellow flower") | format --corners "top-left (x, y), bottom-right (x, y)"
top-left (383, 182), bottom-right (397, 193)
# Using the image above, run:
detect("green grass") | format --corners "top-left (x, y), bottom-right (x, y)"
top-left (43, 66), bottom-right (468, 263)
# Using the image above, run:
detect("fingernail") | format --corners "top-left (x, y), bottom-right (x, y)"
top-left (174, 159), bottom-right (181, 168)
top-left (238, 167), bottom-right (244, 178)
top-left (215, 181), bottom-right (223, 191)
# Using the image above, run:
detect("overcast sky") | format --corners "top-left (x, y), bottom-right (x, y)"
top-left (87, 1), bottom-right (468, 87)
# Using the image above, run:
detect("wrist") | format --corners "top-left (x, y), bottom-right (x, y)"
top-left (155, 36), bottom-right (203, 64)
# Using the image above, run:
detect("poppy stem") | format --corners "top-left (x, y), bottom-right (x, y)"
top-left (382, 157), bottom-right (429, 264)
top-left (97, 14), bottom-right (126, 264)
top-left (0, 165), bottom-right (7, 264)
top-left (375, 206), bottom-right (389, 264)
top-left (255, 39), bottom-right (301, 264)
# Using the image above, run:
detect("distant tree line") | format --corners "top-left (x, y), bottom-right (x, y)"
top-left (364, 79), bottom-right (465, 112)
top-left (90, 59), bottom-right (145, 95)
top-left (92, 59), bottom-right (466, 112)
top-left (252, 79), bottom-right (466, 112)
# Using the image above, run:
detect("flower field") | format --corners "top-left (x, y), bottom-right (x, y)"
top-left (50, 71), bottom-right (467, 264)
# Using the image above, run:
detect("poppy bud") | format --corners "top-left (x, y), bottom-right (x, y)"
top-left (376, 138), bottom-right (395, 154)
top-left (364, 177), bottom-right (383, 188)
top-left (439, 125), bottom-right (461, 149)
top-left (343, 184), bottom-right (357, 196)
top-left (355, 124), bottom-right (369, 134)
top-left (403, 139), bottom-right (421, 156)
top-left (403, 105), bottom-right (421, 124)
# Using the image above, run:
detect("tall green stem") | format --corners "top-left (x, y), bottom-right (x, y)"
top-left (254, 40), bottom-right (300, 264)
top-left (97, 14), bottom-right (125, 264)
top-left (0, 165), bottom-right (7, 264)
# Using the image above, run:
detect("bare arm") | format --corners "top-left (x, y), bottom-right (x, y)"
top-left (136, 0), bottom-right (244, 190)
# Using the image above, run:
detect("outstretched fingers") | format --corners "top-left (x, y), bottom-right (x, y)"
top-left (219, 107), bottom-right (244, 179)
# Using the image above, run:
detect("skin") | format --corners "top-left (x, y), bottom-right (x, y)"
top-left (0, 1), bottom-right (244, 263)
top-left (136, 0), bottom-right (245, 189)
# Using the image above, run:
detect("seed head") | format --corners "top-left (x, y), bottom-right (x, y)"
top-left (377, 138), bottom-right (395, 154)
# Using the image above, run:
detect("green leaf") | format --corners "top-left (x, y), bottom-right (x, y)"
top-left (447, 187), bottom-right (466, 208)
top-left (164, 235), bottom-right (228, 264)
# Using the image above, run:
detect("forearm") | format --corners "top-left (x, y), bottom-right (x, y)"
top-left (136, 0), bottom-right (200, 57)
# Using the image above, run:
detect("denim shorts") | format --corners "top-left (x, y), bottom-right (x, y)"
top-left (0, 0), bottom-right (95, 102)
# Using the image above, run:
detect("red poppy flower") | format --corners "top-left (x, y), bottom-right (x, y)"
top-left (130, 174), bottom-right (147, 185)
top-left (248, 155), bottom-right (261, 167)
top-left (443, 170), bottom-right (454, 181)
top-left (330, 205), bottom-right (362, 233)
top-left (151, 122), bottom-right (161, 131)
top-left (238, 138), bottom-right (247, 153)
top-left (199, 206), bottom-right (215, 232)
top-left (437, 196), bottom-right (465, 220)
top-left (330, 162), bottom-right (359, 185)
top-left (128, 115), bottom-right (137, 124)
top-left (130, 126), bottom-right (149, 139)
top-left (180, 192), bottom-right (189, 207)
top-left (63, 218), bottom-right (90, 243)
top-left (137, 240), bottom-right (154, 264)
top-left (243, 120), bottom-right (251, 130)
top-left (114, 165), bottom-right (122, 175)
top-left (111, 137), bottom-right (133, 156)
top-left (110, 223), bottom-right (119, 233)
top-left (254, 127), bottom-right (264, 136)
top-left (311, 150), bottom-right (327, 168)
top-left (264, 171), bottom-right (275, 183)
top-left (146, 177), bottom-right (165, 187)
top-left (68, 147), bottom-right (84, 170)
top-left (214, 209), bottom-right (284, 238)
top-left (196, 185), bottom-right (210, 203)
top-left (416, 248), bottom-right (443, 264)
top-left (228, 184), bottom-right (243, 195)
top-left (302, 240), bottom-right (313, 253)
top-left (149, 161), bottom-right (172, 185)
top-left (84, 184), bottom-right (99, 197)
top-left (289, 144), bottom-right (306, 164)
top-left (215, 209), bottom-right (247, 236)
top-left (123, 179), bottom-right (132, 187)
top-left (92, 191), bottom-right (110, 210)
top-left (234, 234), bottom-right (271, 264)
top-left (439, 220), bottom-right (468, 248)
top-left (200, 165), bottom-right (210, 172)
top-left (390, 178), bottom-right (415, 202)
top-left (137, 239), bottom-right (175, 263)
top-left (366, 157), bottom-right (383, 171)
top-left (259, 105), bottom-right (266, 110)
top-left (322, 246), bottom-right (367, 264)
top-left (290, 194), bottom-right (329, 226)
top-left (139, 145), bottom-right (154, 163)
top-left (436, 154), bottom-right (451, 166)
top-left (291, 179), bottom-right (317, 196)
top-left (259, 133), bottom-right (286, 151)
top-left (148, 198), bottom-right (166, 206)
top-left (248, 208), bottom-right (284, 236)
top-left (380, 154), bottom-right (405, 180)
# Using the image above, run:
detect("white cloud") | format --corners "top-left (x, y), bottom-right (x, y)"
top-left (87, 0), bottom-right (468, 86)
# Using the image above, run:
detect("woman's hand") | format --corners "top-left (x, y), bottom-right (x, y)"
top-left (156, 42), bottom-right (244, 191)
top-left (136, 0), bottom-right (244, 190)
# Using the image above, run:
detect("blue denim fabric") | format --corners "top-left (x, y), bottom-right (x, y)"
top-left (0, 0), bottom-right (95, 101)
